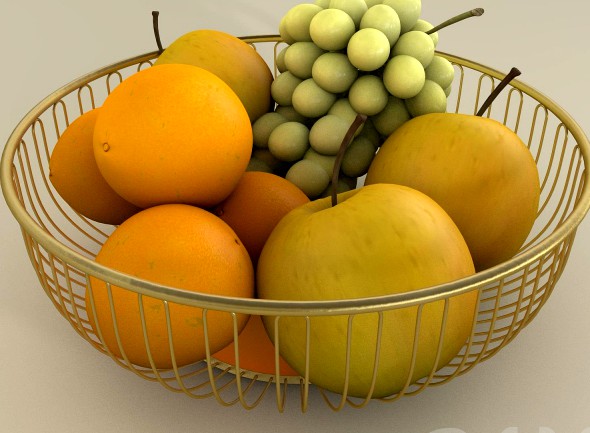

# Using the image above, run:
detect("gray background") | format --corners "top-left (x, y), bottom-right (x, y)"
top-left (1, 1), bottom-right (589, 432)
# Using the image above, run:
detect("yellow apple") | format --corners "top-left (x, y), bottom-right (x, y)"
top-left (256, 183), bottom-right (477, 398)
top-left (154, 29), bottom-right (274, 123)
top-left (365, 113), bottom-right (540, 271)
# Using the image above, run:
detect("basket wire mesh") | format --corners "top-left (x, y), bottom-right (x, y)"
top-left (2, 35), bottom-right (590, 412)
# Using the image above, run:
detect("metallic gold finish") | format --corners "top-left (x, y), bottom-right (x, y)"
top-left (1, 36), bottom-right (590, 412)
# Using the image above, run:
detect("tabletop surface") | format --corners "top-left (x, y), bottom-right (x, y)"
top-left (1, 1), bottom-right (589, 432)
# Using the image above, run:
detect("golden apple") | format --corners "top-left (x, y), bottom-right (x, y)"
top-left (257, 183), bottom-right (477, 398)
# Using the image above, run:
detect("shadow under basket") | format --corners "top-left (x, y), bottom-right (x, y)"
top-left (2, 35), bottom-right (590, 412)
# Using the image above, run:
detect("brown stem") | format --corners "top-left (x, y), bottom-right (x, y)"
top-left (426, 8), bottom-right (484, 34)
top-left (331, 114), bottom-right (368, 207)
top-left (476, 67), bottom-right (522, 116)
top-left (152, 11), bottom-right (164, 54)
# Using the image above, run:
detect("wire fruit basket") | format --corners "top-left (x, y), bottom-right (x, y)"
top-left (2, 35), bottom-right (590, 412)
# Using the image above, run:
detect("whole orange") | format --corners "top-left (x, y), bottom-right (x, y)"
top-left (85, 203), bottom-right (255, 369)
top-left (93, 63), bottom-right (252, 209)
top-left (49, 108), bottom-right (140, 225)
top-left (214, 171), bottom-right (309, 265)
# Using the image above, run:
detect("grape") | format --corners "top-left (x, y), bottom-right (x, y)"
top-left (371, 95), bottom-right (410, 137)
top-left (246, 157), bottom-right (272, 173)
top-left (284, 4), bottom-right (323, 42)
top-left (341, 136), bottom-right (376, 177)
top-left (364, 0), bottom-right (384, 8)
top-left (444, 85), bottom-right (452, 97)
top-left (303, 147), bottom-right (337, 177)
top-left (329, 0), bottom-right (368, 28)
top-left (359, 4), bottom-right (401, 46)
top-left (314, 0), bottom-right (331, 7)
top-left (412, 19), bottom-right (438, 47)
top-left (425, 55), bottom-right (455, 90)
top-left (382, 0), bottom-right (421, 33)
top-left (357, 116), bottom-right (381, 146)
top-left (252, 148), bottom-right (282, 172)
top-left (404, 79), bottom-right (448, 117)
top-left (268, 121), bottom-right (310, 162)
top-left (275, 45), bottom-right (288, 73)
top-left (272, 0), bottom-right (451, 184)
top-left (284, 42), bottom-right (325, 79)
top-left (391, 30), bottom-right (435, 68)
top-left (328, 98), bottom-right (361, 129)
top-left (292, 78), bottom-right (337, 119)
top-left (347, 28), bottom-right (391, 71)
top-left (348, 74), bottom-right (389, 116)
top-left (285, 159), bottom-right (331, 198)
top-left (271, 71), bottom-right (303, 107)
top-left (309, 114), bottom-right (350, 155)
top-left (310, 8), bottom-right (356, 51)
top-left (383, 55), bottom-right (425, 99)
top-left (312, 52), bottom-right (358, 94)
top-left (275, 105), bottom-right (309, 123)
top-left (320, 178), bottom-right (353, 197)
top-left (252, 112), bottom-right (288, 148)
top-left (279, 16), bottom-right (296, 45)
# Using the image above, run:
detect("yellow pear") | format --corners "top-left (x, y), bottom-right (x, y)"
top-left (366, 113), bottom-right (540, 271)
top-left (154, 29), bottom-right (273, 123)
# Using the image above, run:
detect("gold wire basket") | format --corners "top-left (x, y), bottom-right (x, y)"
top-left (2, 35), bottom-right (590, 412)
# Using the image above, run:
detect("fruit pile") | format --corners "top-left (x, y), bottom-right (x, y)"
top-left (48, 1), bottom-right (541, 399)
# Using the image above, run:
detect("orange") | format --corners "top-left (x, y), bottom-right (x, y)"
top-left (49, 108), bottom-right (140, 225)
top-left (93, 63), bottom-right (253, 209)
top-left (212, 315), bottom-right (299, 377)
top-left (214, 171), bottom-right (310, 265)
top-left (85, 203), bottom-right (255, 369)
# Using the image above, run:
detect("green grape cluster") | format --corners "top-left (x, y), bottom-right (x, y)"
top-left (250, 0), bottom-right (456, 198)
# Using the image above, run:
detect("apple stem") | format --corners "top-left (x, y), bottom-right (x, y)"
top-left (426, 8), bottom-right (484, 34)
top-left (476, 67), bottom-right (522, 116)
top-left (152, 11), bottom-right (164, 54)
top-left (331, 114), bottom-right (368, 207)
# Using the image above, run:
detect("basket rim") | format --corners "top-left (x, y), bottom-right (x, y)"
top-left (2, 36), bottom-right (590, 315)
